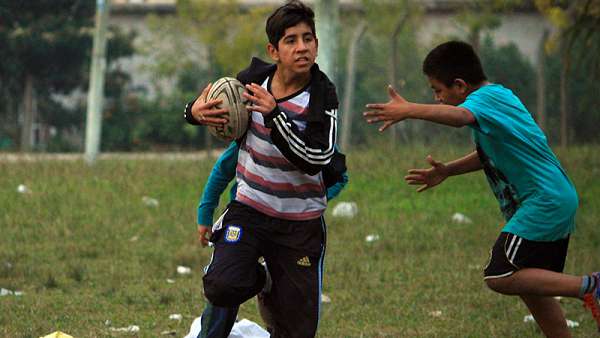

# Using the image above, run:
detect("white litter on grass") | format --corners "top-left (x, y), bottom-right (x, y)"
top-left (524, 315), bottom-right (579, 328)
top-left (169, 314), bottom-right (182, 321)
top-left (554, 296), bottom-right (563, 301)
top-left (451, 212), bottom-right (472, 224)
top-left (142, 196), bottom-right (159, 207)
top-left (331, 202), bottom-right (358, 218)
top-left (17, 184), bottom-right (30, 194)
top-left (429, 310), bottom-right (442, 317)
top-left (166, 278), bottom-right (175, 284)
top-left (365, 234), bottom-right (380, 243)
top-left (321, 294), bottom-right (331, 303)
top-left (177, 266), bottom-right (191, 275)
top-left (467, 264), bottom-right (481, 270)
top-left (129, 235), bottom-right (139, 242)
top-left (523, 314), bottom-right (534, 323)
top-left (185, 317), bottom-right (269, 338)
top-left (0, 288), bottom-right (23, 296)
top-left (161, 330), bottom-right (177, 336)
top-left (109, 325), bottom-right (140, 333)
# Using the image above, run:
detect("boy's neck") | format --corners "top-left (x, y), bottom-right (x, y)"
top-left (271, 66), bottom-right (311, 100)
top-left (466, 81), bottom-right (490, 95)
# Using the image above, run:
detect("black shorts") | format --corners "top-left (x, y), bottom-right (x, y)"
top-left (483, 232), bottom-right (570, 279)
top-left (202, 201), bottom-right (326, 338)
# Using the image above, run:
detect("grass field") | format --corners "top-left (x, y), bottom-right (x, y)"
top-left (1, 145), bottom-right (599, 337)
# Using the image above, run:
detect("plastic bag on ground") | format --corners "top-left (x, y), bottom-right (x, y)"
top-left (184, 317), bottom-right (269, 338)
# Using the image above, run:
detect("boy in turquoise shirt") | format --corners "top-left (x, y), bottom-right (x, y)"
top-left (364, 41), bottom-right (598, 337)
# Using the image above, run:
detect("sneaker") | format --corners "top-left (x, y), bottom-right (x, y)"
top-left (583, 272), bottom-right (600, 332)
top-left (256, 260), bottom-right (274, 330)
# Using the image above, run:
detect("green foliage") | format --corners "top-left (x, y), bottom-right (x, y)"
top-left (479, 36), bottom-right (536, 110)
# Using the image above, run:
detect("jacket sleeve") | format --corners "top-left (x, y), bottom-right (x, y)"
top-left (197, 142), bottom-right (239, 226)
top-left (263, 106), bottom-right (337, 176)
top-left (326, 169), bottom-right (348, 201)
top-left (184, 98), bottom-right (202, 125)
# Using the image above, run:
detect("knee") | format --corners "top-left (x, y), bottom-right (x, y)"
top-left (203, 277), bottom-right (246, 307)
top-left (485, 276), bottom-right (516, 295)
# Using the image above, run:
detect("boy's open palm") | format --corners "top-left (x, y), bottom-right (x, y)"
top-left (405, 155), bottom-right (448, 192)
top-left (364, 85), bottom-right (413, 132)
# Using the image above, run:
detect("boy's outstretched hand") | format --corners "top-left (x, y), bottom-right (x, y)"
top-left (364, 85), bottom-right (414, 132)
top-left (191, 83), bottom-right (230, 127)
top-left (405, 155), bottom-right (449, 192)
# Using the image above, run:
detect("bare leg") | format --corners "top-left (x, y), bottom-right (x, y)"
top-left (486, 268), bottom-right (582, 298)
top-left (520, 295), bottom-right (571, 338)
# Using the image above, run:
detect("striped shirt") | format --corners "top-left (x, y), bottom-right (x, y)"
top-left (235, 77), bottom-right (327, 220)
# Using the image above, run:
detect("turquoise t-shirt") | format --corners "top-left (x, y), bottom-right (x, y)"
top-left (459, 84), bottom-right (578, 241)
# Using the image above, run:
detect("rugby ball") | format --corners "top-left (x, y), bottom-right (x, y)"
top-left (206, 77), bottom-right (250, 141)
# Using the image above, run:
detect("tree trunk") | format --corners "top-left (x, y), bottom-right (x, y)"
top-left (536, 29), bottom-right (549, 131)
top-left (315, 0), bottom-right (339, 83)
top-left (388, 10), bottom-right (409, 143)
top-left (559, 50), bottom-right (570, 148)
top-left (340, 21), bottom-right (366, 151)
top-left (20, 74), bottom-right (34, 152)
top-left (468, 27), bottom-right (481, 53)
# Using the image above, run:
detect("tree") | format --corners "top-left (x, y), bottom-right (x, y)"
top-left (0, 0), bottom-right (95, 151)
top-left (137, 0), bottom-right (272, 150)
top-left (534, 0), bottom-right (600, 146)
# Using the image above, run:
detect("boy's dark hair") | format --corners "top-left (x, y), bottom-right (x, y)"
top-left (266, 0), bottom-right (315, 49)
top-left (422, 41), bottom-right (487, 87)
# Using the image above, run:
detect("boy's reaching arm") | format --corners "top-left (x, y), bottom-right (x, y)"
top-left (405, 151), bottom-right (482, 192)
top-left (197, 142), bottom-right (239, 246)
top-left (363, 86), bottom-right (475, 131)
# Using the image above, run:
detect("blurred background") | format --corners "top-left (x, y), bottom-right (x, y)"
top-left (1, 0), bottom-right (599, 154)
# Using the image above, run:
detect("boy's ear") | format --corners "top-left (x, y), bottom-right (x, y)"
top-left (453, 79), bottom-right (468, 94)
top-left (267, 42), bottom-right (279, 62)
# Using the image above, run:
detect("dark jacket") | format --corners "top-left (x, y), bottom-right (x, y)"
top-left (185, 57), bottom-right (346, 186)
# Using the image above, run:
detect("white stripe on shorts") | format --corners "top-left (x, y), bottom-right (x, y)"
top-left (509, 237), bottom-right (523, 263)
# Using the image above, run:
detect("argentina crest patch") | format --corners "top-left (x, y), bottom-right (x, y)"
top-left (224, 225), bottom-right (242, 243)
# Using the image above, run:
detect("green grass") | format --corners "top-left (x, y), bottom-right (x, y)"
top-left (1, 145), bottom-right (599, 337)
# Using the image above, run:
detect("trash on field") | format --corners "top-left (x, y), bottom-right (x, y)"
top-left (321, 294), bottom-right (331, 303)
top-left (429, 310), bottom-right (442, 317)
top-left (177, 266), bottom-right (192, 275)
top-left (566, 319), bottom-right (579, 328)
top-left (166, 278), bottom-right (175, 284)
top-left (142, 196), bottom-right (159, 207)
top-left (365, 234), bottom-right (380, 243)
top-left (554, 296), bottom-right (563, 301)
top-left (331, 202), bottom-right (358, 218)
top-left (17, 184), bottom-right (30, 194)
top-left (451, 212), bottom-right (472, 224)
top-left (185, 317), bottom-right (269, 338)
top-left (169, 314), bottom-right (182, 321)
top-left (524, 314), bottom-right (579, 328)
top-left (109, 325), bottom-right (140, 333)
top-left (0, 288), bottom-right (22, 296)
top-left (161, 330), bottom-right (177, 336)
top-left (40, 331), bottom-right (74, 338)
top-left (467, 264), bottom-right (481, 270)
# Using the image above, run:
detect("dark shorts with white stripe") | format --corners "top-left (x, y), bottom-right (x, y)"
top-left (483, 232), bottom-right (570, 280)
top-left (203, 201), bottom-right (326, 338)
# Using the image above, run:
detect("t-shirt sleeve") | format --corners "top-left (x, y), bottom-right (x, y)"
top-left (459, 90), bottom-right (502, 136)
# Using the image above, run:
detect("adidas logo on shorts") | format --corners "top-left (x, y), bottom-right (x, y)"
top-left (297, 256), bottom-right (311, 267)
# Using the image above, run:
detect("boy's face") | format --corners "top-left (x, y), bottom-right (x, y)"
top-left (427, 76), bottom-right (468, 106)
top-left (268, 22), bottom-right (318, 75)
